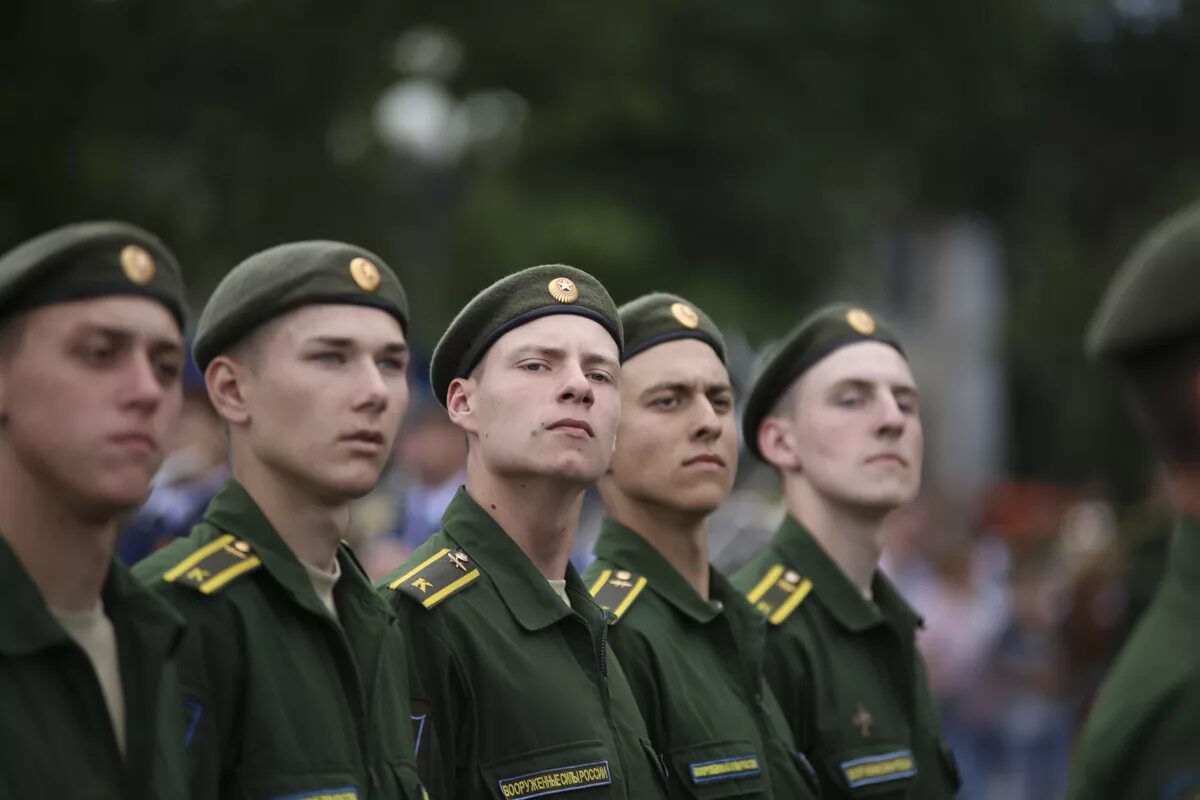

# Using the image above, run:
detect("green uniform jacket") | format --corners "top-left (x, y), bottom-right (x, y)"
top-left (1066, 518), bottom-right (1200, 800)
top-left (0, 536), bottom-right (190, 798)
top-left (583, 519), bottom-right (820, 799)
top-left (379, 488), bottom-right (670, 800)
top-left (731, 516), bottom-right (960, 799)
top-left (133, 479), bottom-right (424, 800)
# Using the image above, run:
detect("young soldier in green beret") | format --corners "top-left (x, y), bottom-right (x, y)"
top-left (133, 242), bottom-right (425, 799)
top-left (0, 222), bottom-right (191, 796)
top-left (379, 266), bottom-right (668, 799)
top-left (732, 304), bottom-right (960, 799)
top-left (1067, 203), bottom-right (1200, 800)
top-left (582, 292), bottom-right (819, 799)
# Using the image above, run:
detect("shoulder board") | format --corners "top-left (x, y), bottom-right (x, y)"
top-left (387, 547), bottom-right (480, 610)
top-left (163, 534), bottom-right (262, 595)
top-left (588, 567), bottom-right (648, 622)
top-left (745, 564), bottom-right (812, 625)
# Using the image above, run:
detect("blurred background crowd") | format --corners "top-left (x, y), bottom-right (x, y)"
top-left (6, 1), bottom-right (1198, 797)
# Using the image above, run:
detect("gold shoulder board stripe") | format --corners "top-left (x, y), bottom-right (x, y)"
top-left (588, 568), bottom-right (648, 621)
top-left (388, 547), bottom-right (480, 610)
top-left (745, 564), bottom-right (812, 625)
top-left (163, 534), bottom-right (262, 595)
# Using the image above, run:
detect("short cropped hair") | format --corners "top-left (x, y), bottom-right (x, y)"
top-left (1117, 335), bottom-right (1200, 467)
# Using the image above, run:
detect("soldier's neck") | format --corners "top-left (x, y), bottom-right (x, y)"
top-left (466, 462), bottom-right (583, 580)
top-left (1165, 466), bottom-right (1200, 520)
top-left (602, 488), bottom-right (710, 598)
top-left (232, 458), bottom-right (348, 572)
top-left (0, 449), bottom-right (117, 610)
top-left (784, 479), bottom-right (890, 598)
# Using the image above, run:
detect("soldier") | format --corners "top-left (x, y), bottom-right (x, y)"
top-left (1067, 203), bottom-right (1200, 800)
top-left (0, 222), bottom-right (190, 796)
top-left (379, 266), bottom-right (669, 799)
top-left (582, 292), bottom-right (819, 798)
top-left (134, 242), bottom-right (425, 799)
top-left (732, 304), bottom-right (961, 798)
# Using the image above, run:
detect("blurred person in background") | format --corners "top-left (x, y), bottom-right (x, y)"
top-left (1068, 202), bottom-right (1200, 799)
top-left (733, 303), bottom-right (961, 799)
top-left (118, 344), bottom-right (229, 564)
top-left (0, 223), bottom-right (191, 796)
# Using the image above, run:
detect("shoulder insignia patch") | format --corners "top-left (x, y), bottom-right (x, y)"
top-left (387, 547), bottom-right (480, 610)
top-left (588, 568), bottom-right (648, 621)
top-left (745, 564), bottom-right (812, 625)
top-left (163, 534), bottom-right (262, 594)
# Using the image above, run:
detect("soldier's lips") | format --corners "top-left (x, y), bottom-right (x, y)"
top-left (546, 418), bottom-right (594, 438)
top-left (340, 430), bottom-right (386, 453)
top-left (683, 454), bottom-right (726, 469)
top-left (865, 453), bottom-right (907, 466)
top-left (109, 431), bottom-right (158, 456)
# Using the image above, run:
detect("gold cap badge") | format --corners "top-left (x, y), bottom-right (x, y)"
top-left (846, 308), bottom-right (876, 335)
top-left (120, 245), bottom-right (156, 285)
top-left (670, 302), bottom-right (700, 329)
top-left (349, 257), bottom-right (381, 292)
top-left (548, 277), bottom-right (579, 304)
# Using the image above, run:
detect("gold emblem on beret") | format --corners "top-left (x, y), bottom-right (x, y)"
top-left (846, 308), bottom-right (876, 335)
top-left (548, 277), bottom-right (579, 304)
top-left (349, 257), bottom-right (381, 292)
top-left (670, 302), bottom-right (700, 329)
top-left (120, 245), bottom-right (156, 286)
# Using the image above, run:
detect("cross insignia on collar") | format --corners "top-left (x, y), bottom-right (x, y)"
top-left (852, 703), bottom-right (874, 738)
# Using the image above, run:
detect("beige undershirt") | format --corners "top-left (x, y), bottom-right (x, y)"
top-left (547, 578), bottom-right (571, 607)
top-left (51, 603), bottom-right (126, 757)
top-left (301, 558), bottom-right (342, 620)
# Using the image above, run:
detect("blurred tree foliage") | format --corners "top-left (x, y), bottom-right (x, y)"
top-left (2, 0), bottom-right (1198, 493)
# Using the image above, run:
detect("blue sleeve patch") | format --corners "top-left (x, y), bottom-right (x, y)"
top-left (182, 698), bottom-right (202, 749)
top-left (411, 713), bottom-right (428, 758)
top-left (497, 760), bottom-right (612, 798)
top-left (270, 790), bottom-right (358, 800)
top-left (689, 754), bottom-right (762, 784)
top-left (841, 749), bottom-right (917, 788)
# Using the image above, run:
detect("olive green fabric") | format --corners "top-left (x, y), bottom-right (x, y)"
top-left (731, 516), bottom-right (961, 799)
top-left (0, 537), bottom-right (189, 797)
top-left (193, 240), bottom-right (408, 370)
top-left (1066, 518), bottom-right (1200, 800)
top-left (379, 489), bottom-right (669, 799)
top-left (0, 220), bottom-right (186, 328)
top-left (618, 292), bottom-right (725, 363)
top-left (133, 479), bottom-right (425, 800)
top-left (429, 264), bottom-right (622, 406)
top-left (1087, 202), bottom-right (1200, 361)
top-left (584, 519), bottom-right (819, 799)
top-left (741, 303), bottom-right (904, 461)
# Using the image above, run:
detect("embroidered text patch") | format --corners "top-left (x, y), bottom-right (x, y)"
top-left (841, 750), bottom-right (917, 788)
top-left (498, 761), bottom-right (611, 798)
top-left (689, 755), bottom-right (762, 784)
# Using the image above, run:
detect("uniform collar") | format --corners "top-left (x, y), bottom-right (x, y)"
top-left (440, 487), bottom-right (601, 631)
top-left (201, 478), bottom-right (380, 621)
top-left (0, 535), bottom-right (184, 656)
top-left (772, 514), bottom-right (922, 633)
top-left (593, 518), bottom-right (721, 624)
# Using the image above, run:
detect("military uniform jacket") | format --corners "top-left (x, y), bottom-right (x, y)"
top-left (380, 488), bottom-right (669, 800)
top-left (0, 536), bottom-right (190, 798)
top-left (1066, 518), bottom-right (1200, 800)
top-left (583, 519), bottom-right (819, 799)
top-left (731, 516), bottom-right (959, 799)
top-left (133, 479), bottom-right (424, 800)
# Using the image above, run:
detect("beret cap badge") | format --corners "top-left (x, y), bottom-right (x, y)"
top-left (670, 302), bottom-right (700, 329)
top-left (548, 277), bottom-right (579, 304)
top-left (120, 244), bottom-right (156, 286)
top-left (846, 308), bottom-right (876, 335)
top-left (349, 257), bottom-right (381, 292)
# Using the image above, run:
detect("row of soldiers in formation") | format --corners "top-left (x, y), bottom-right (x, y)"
top-left (0, 204), bottom-right (1195, 800)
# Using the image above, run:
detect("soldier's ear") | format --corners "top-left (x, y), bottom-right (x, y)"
top-left (758, 416), bottom-right (802, 472)
top-left (205, 355), bottom-right (251, 427)
top-left (445, 377), bottom-right (477, 434)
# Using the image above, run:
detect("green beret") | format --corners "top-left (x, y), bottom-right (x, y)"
top-left (194, 240), bottom-right (407, 370)
top-left (1087, 202), bottom-right (1200, 361)
top-left (619, 292), bottom-right (725, 363)
top-left (0, 221), bottom-right (186, 328)
top-left (430, 264), bottom-right (621, 407)
top-left (742, 303), bottom-right (905, 461)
